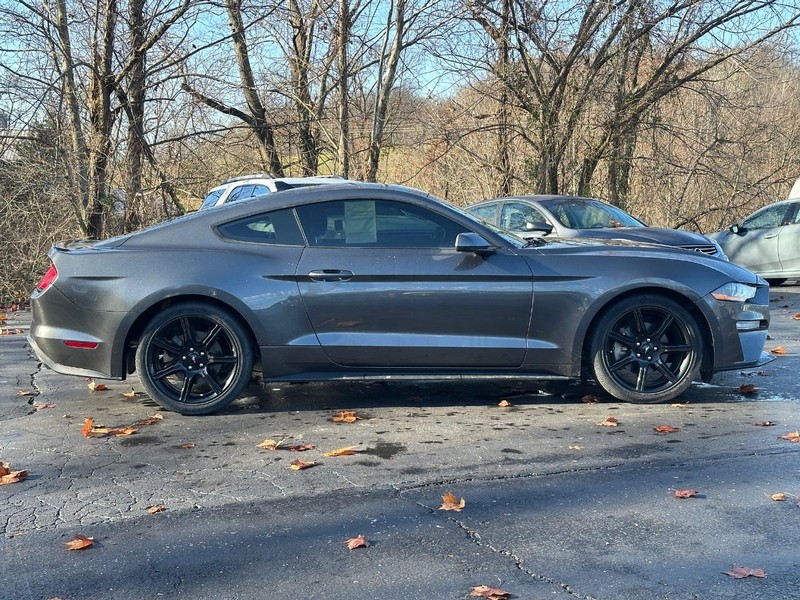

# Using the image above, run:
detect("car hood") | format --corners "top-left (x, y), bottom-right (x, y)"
top-left (571, 226), bottom-right (714, 245)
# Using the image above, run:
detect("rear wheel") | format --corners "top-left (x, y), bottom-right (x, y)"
top-left (590, 295), bottom-right (702, 404)
top-left (135, 303), bottom-right (254, 415)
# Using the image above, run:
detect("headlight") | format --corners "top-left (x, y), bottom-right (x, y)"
top-left (711, 282), bottom-right (757, 302)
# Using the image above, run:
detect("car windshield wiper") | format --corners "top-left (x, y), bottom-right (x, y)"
top-left (524, 236), bottom-right (547, 247)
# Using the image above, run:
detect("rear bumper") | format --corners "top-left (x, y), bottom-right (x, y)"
top-left (28, 334), bottom-right (119, 380)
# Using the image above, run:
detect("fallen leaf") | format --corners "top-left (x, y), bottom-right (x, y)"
top-left (769, 346), bottom-right (788, 355)
top-left (82, 417), bottom-right (137, 438)
top-left (568, 445), bottom-right (583, 450)
top-left (0, 313), bottom-right (6, 320)
top-left (737, 383), bottom-right (757, 394)
top-left (439, 492), bottom-right (466, 511)
top-left (670, 402), bottom-right (689, 408)
top-left (581, 394), bottom-right (599, 403)
top-left (88, 380), bottom-right (108, 391)
top-left (284, 444), bottom-right (316, 452)
top-left (770, 492), bottom-right (786, 501)
top-left (346, 534), bottom-right (369, 550)
top-left (82, 417), bottom-right (94, 437)
top-left (723, 564), bottom-right (767, 579)
top-left (324, 446), bottom-right (358, 457)
top-left (0, 461), bottom-right (28, 485)
top-left (288, 459), bottom-right (316, 471)
top-left (34, 402), bottom-right (57, 411)
top-left (674, 489), bottom-right (699, 499)
top-left (793, 314), bottom-right (800, 320)
top-left (497, 400), bottom-right (512, 407)
top-left (16, 389), bottom-right (38, 397)
top-left (753, 421), bottom-right (775, 427)
top-left (135, 414), bottom-right (164, 426)
top-left (332, 410), bottom-right (364, 423)
top-left (654, 425), bottom-right (680, 433)
top-left (598, 416), bottom-right (619, 427)
top-left (121, 389), bottom-right (137, 398)
top-left (469, 585), bottom-right (511, 599)
top-left (179, 442), bottom-right (196, 449)
top-left (65, 534), bottom-right (94, 551)
top-left (146, 505), bottom-right (167, 514)
top-left (778, 431), bottom-right (800, 442)
top-left (257, 439), bottom-right (281, 450)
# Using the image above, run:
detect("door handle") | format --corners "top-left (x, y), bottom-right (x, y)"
top-left (763, 234), bottom-right (778, 239)
top-left (308, 269), bottom-right (354, 282)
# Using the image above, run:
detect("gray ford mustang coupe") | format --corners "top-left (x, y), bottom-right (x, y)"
top-left (30, 183), bottom-right (771, 415)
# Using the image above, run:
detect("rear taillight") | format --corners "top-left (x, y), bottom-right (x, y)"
top-left (36, 264), bottom-right (58, 292)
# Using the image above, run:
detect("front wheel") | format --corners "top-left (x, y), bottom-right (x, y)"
top-left (589, 295), bottom-right (703, 404)
top-left (135, 303), bottom-right (254, 415)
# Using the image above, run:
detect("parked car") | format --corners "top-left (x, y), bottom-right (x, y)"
top-left (467, 195), bottom-right (726, 259)
top-left (199, 174), bottom-right (356, 210)
top-left (30, 183), bottom-right (770, 415)
top-left (708, 198), bottom-right (800, 286)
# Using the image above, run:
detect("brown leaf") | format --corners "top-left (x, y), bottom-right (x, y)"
top-left (581, 394), bottom-right (599, 403)
top-left (654, 425), bottom-right (680, 433)
top-left (674, 489), bottom-right (699, 499)
top-left (121, 389), bottom-right (137, 398)
top-left (470, 585), bottom-right (511, 599)
top-left (670, 402), bottom-right (689, 408)
top-left (257, 439), bottom-right (281, 450)
top-left (753, 421), bottom-right (776, 427)
top-left (65, 534), bottom-right (94, 551)
top-left (598, 416), bottom-right (619, 427)
top-left (439, 492), bottom-right (466, 511)
top-left (793, 314), bottom-right (800, 320)
top-left (82, 417), bottom-right (94, 437)
top-left (778, 431), bottom-right (800, 442)
top-left (769, 346), bottom-right (788, 355)
top-left (332, 410), bottom-right (364, 423)
top-left (288, 459), bottom-right (316, 471)
top-left (179, 442), bottom-right (196, 449)
top-left (0, 461), bottom-right (28, 485)
top-left (16, 389), bottom-right (38, 397)
top-left (723, 564), bottom-right (767, 579)
top-left (324, 446), bottom-right (358, 457)
top-left (770, 492), bottom-right (786, 501)
top-left (87, 380), bottom-right (108, 391)
top-left (497, 400), bottom-right (512, 407)
top-left (82, 417), bottom-right (137, 438)
top-left (135, 414), bottom-right (164, 426)
top-left (345, 534), bottom-right (369, 550)
top-left (34, 402), bottom-right (57, 411)
top-left (146, 505), bottom-right (167, 514)
top-left (737, 383), bottom-right (757, 394)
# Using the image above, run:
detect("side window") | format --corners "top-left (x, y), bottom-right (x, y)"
top-left (225, 185), bottom-right (254, 204)
top-left (200, 189), bottom-right (224, 210)
top-left (216, 208), bottom-right (304, 245)
top-left (469, 203), bottom-right (499, 223)
top-left (250, 184), bottom-right (270, 198)
top-left (500, 202), bottom-right (548, 231)
top-left (296, 200), bottom-right (468, 248)
top-left (743, 204), bottom-right (791, 230)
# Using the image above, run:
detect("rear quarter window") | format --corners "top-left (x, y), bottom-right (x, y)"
top-left (216, 208), bottom-right (305, 245)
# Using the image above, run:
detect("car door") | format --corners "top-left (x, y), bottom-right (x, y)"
top-left (723, 202), bottom-right (794, 274)
top-left (295, 199), bottom-right (533, 368)
top-left (776, 202), bottom-right (800, 275)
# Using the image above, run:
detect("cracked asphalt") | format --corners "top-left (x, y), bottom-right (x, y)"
top-left (2, 287), bottom-right (800, 600)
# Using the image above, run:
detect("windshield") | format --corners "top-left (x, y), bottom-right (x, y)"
top-left (450, 203), bottom-right (528, 248)
top-left (541, 199), bottom-right (645, 229)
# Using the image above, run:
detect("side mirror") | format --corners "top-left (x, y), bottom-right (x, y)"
top-left (455, 232), bottom-right (495, 254)
top-left (730, 224), bottom-right (744, 235)
top-left (525, 221), bottom-right (554, 235)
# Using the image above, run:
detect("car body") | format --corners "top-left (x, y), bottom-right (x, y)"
top-left (199, 174), bottom-right (356, 210)
top-left (708, 198), bottom-right (800, 285)
top-left (30, 184), bottom-right (771, 415)
top-left (467, 195), bottom-right (726, 259)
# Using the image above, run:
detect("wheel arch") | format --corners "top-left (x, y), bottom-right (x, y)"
top-left (579, 287), bottom-right (714, 378)
top-left (121, 294), bottom-right (261, 376)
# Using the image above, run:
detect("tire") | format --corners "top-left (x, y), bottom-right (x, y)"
top-left (766, 278), bottom-right (787, 287)
top-left (135, 302), bottom-right (254, 415)
top-left (589, 295), bottom-right (702, 404)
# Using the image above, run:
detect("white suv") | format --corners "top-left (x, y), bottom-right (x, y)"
top-left (199, 175), bottom-right (353, 210)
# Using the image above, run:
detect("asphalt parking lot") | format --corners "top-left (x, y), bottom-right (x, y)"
top-left (2, 288), bottom-right (800, 600)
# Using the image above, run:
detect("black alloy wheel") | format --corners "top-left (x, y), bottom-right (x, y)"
top-left (590, 295), bottom-right (702, 403)
top-left (135, 302), bottom-right (254, 415)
